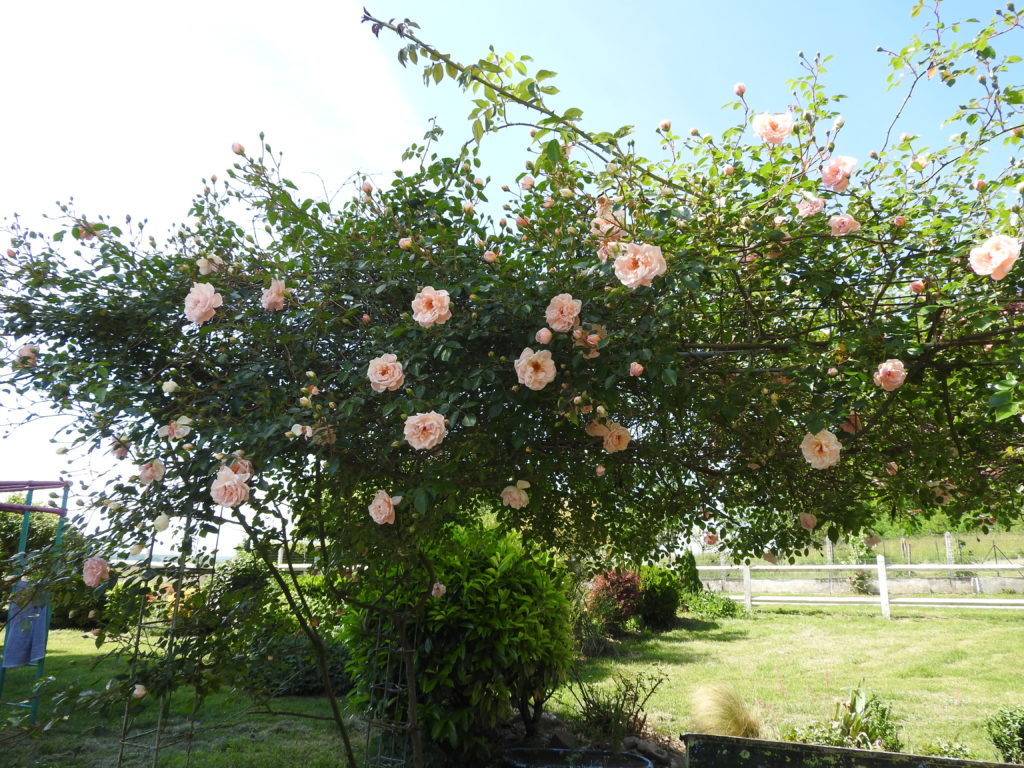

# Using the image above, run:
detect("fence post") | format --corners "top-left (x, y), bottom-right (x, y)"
top-left (742, 564), bottom-right (753, 610)
top-left (943, 532), bottom-right (955, 565)
top-left (876, 554), bottom-right (891, 620)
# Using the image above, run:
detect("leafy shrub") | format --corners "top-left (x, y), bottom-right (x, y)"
top-left (588, 569), bottom-right (642, 632)
top-left (690, 683), bottom-right (761, 738)
top-left (342, 525), bottom-right (573, 765)
top-left (791, 684), bottom-right (902, 752)
top-left (637, 564), bottom-right (682, 629)
top-left (570, 584), bottom-right (618, 657)
top-left (568, 669), bottom-right (666, 749)
top-left (246, 631), bottom-right (351, 698)
top-left (985, 705), bottom-right (1024, 763)
top-left (683, 590), bottom-right (743, 619)
top-left (916, 740), bottom-right (975, 759)
top-left (676, 550), bottom-right (702, 594)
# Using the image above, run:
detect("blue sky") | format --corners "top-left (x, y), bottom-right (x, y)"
top-left (0, 0), bottom-right (999, 549)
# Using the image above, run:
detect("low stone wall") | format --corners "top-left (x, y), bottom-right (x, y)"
top-left (702, 574), bottom-right (1024, 596)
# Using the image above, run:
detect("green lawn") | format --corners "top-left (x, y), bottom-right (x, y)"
top-left (1, 630), bottom-right (358, 768)
top-left (562, 605), bottom-right (1024, 762)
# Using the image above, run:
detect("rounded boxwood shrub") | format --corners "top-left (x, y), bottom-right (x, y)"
top-left (342, 524), bottom-right (573, 765)
top-left (637, 565), bottom-right (682, 629)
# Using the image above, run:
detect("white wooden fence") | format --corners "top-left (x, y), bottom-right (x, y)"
top-left (698, 556), bottom-right (1024, 618)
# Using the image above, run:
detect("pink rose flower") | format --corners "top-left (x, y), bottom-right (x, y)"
top-left (82, 557), bottom-right (110, 588)
top-left (969, 234), bottom-right (1020, 281)
top-left (483, 250), bottom-right (499, 263)
top-left (585, 420), bottom-right (611, 438)
top-left (132, 684), bottom-right (147, 699)
top-left (799, 512), bottom-right (817, 531)
top-left (514, 348), bottom-right (557, 391)
top-left (184, 282), bottom-right (223, 325)
top-left (110, 438), bottom-right (130, 460)
top-left (723, 164), bottom-right (735, 176)
top-left (544, 293), bottom-right (582, 332)
top-left (230, 457), bottom-right (254, 476)
top-left (703, 532), bottom-right (719, 546)
top-left (590, 197), bottom-right (624, 241)
top-left (909, 279), bottom-right (925, 294)
top-left (885, 461), bottom-right (899, 476)
top-left (796, 198), bottom-right (825, 218)
top-left (839, 411), bottom-right (862, 434)
top-left (629, 362), bottom-right (644, 377)
top-left (411, 286), bottom-right (452, 328)
top-left (431, 582), bottom-right (446, 598)
top-left (261, 279), bottom-right (287, 311)
top-left (196, 255), bottom-right (224, 275)
top-left (614, 243), bottom-right (667, 288)
top-left (368, 489), bottom-right (400, 524)
top-left (501, 485), bottom-right (529, 509)
top-left (157, 416), bottom-right (193, 441)
top-left (15, 344), bottom-right (38, 367)
top-left (535, 328), bottom-right (553, 345)
top-left (734, 83), bottom-right (746, 96)
top-left (873, 359), bottom-right (907, 391)
top-left (210, 465), bottom-right (250, 508)
top-left (828, 214), bottom-right (861, 236)
top-left (603, 423), bottom-right (631, 453)
top-left (821, 156), bottom-right (857, 192)
top-left (893, 215), bottom-right (907, 227)
top-left (398, 237), bottom-right (413, 250)
top-left (367, 353), bottom-right (406, 393)
top-left (232, 143), bottom-right (245, 155)
top-left (138, 459), bottom-right (165, 486)
top-left (800, 430), bottom-right (842, 470)
top-left (752, 112), bottom-right (794, 145)
top-left (573, 325), bottom-right (607, 359)
top-left (595, 464), bottom-right (606, 476)
top-left (659, 119), bottom-right (672, 131)
top-left (404, 411), bottom-right (447, 450)
top-left (521, 175), bottom-right (535, 190)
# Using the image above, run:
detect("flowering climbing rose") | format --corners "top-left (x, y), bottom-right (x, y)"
top-left (544, 293), bottom-right (582, 332)
top-left (411, 286), bottom-right (452, 327)
top-left (603, 423), bottom-right (632, 453)
top-left (430, 582), bottom-right (446, 598)
top-left (501, 485), bottom-right (529, 509)
top-left (613, 243), bottom-right (667, 288)
top-left (404, 411), bottom-right (446, 450)
top-left (752, 112), bottom-right (794, 145)
top-left (590, 197), bottom-right (624, 240)
top-left (800, 430), bottom-right (842, 469)
top-left (183, 282), bottom-right (223, 324)
top-left (368, 490), bottom-right (400, 525)
top-left (367, 353), bottom-right (406, 393)
top-left (821, 155), bottom-right (857, 192)
top-left (82, 557), bottom-right (110, 588)
top-left (799, 512), bottom-right (818, 531)
top-left (210, 465), bottom-right (251, 507)
top-left (157, 416), bottom-right (192, 441)
top-left (513, 348), bottom-right (557, 390)
top-left (261, 278), bottom-right (287, 311)
top-left (137, 459), bottom-right (165, 486)
top-left (968, 234), bottom-right (1020, 281)
top-left (796, 198), bottom-right (825, 218)
top-left (828, 214), bottom-right (861, 236)
top-left (873, 359), bottom-right (907, 391)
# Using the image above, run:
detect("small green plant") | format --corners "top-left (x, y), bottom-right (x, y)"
top-left (690, 683), bottom-right (761, 738)
top-left (985, 705), bottom-right (1024, 764)
top-left (637, 564), bottom-right (683, 630)
top-left (791, 684), bottom-right (902, 752)
top-left (916, 740), bottom-right (975, 759)
top-left (683, 590), bottom-right (744, 619)
top-left (568, 669), bottom-right (666, 749)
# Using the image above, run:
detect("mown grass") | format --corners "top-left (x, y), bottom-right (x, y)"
top-left (1, 630), bottom-right (359, 768)
top-left (560, 605), bottom-right (1024, 762)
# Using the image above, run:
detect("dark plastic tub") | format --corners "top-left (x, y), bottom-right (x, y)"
top-left (502, 747), bottom-right (654, 768)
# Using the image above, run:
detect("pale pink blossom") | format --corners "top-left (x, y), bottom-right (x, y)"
top-left (659, 119), bottom-right (672, 131)
top-left (82, 557), bottom-right (110, 588)
top-left (545, 293), bottom-right (582, 332)
top-left (614, 243), bottom-right (667, 288)
top-left (232, 143), bottom-right (245, 155)
top-left (840, 411), bottom-right (862, 434)
top-left (411, 286), bottom-right (452, 328)
top-left (404, 411), bottom-right (447, 450)
top-left (514, 348), bottom-right (557, 391)
top-left (796, 198), bottom-right (825, 218)
top-left (367, 353), bottom-right (406, 393)
top-left (501, 485), bottom-right (529, 509)
top-left (535, 328), bottom-right (553, 345)
top-left (799, 512), bottom-right (817, 531)
top-left (821, 156), bottom-right (857, 192)
top-left (521, 175), bottom-right (535, 190)
top-left (184, 282), bottom-right (223, 325)
top-left (752, 112), bottom-right (794, 145)
top-left (110, 438), bottom-right (130, 460)
top-left (585, 420), bottom-right (611, 438)
top-left (723, 164), bottom-right (735, 176)
top-left (157, 416), bottom-right (193, 441)
top-left (398, 237), bottom-right (413, 250)
top-left (800, 430), bottom-right (842, 470)
top-left (368, 490), bottom-right (400, 524)
top-left (909, 279), bottom-right (925, 294)
top-left (885, 461), bottom-right (899, 475)
top-left (893, 215), bottom-right (907, 227)
top-left (462, 201), bottom-right (475, 214)
top-left (153, 514), bottom-right (170, 532)
top-left (196, 255), bottom-right (224, 275)
top-left (573, 325), bottom-right (606, 359)
top-left (590, 197), bottom-right (624, 241)
top-left (132, 684), bottom-right (147, 699)
top-left (873, 359), bottom-right (907, 391)
top-left (542, 197), bottom-right (554, 208)
top-left (261, 279), bottom-right (287, 311)
top-left (734, 83), bottom-right (746, 96)
top-left (15, 344), bottom-right (38, 367)
top-left (595, 464), bottom-right (606, 476)
top-left (629, 362), bottom-right (644, 377)
top-left (289, 424), bottom-right (313, 438)
top-left (483, 250), bottom-right (499, 263)
top-left (828, 214), bottom-right (861, 236)
top-left (603, 423), bottom-right (631, 453)
top-left (703, 532), bottom-right (719, 546)
top-left (210, 465), bottom-right (250, 507)
top-left (230, 456), bottom-right (254, 476)
top-left (969, 235), bottom-right (1020, 281)
top-left (431, 582), bottom-right (446, 598)
top-left (138, 459), bottom-right (165, 486)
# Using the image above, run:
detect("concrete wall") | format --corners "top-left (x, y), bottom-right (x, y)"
top-left (702, 574), bottom-right (1024, 596)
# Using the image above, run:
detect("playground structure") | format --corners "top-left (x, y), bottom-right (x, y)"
top-left (0, 479), bottom-right (70, 723)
